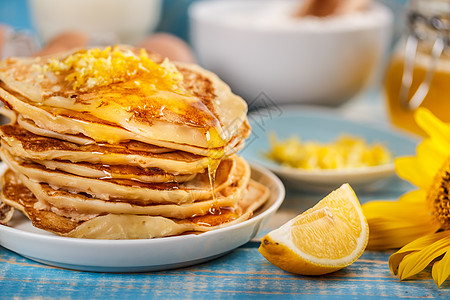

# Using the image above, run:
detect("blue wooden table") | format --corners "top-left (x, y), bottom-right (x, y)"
top-left (1, 178), bottom-right (448, 299)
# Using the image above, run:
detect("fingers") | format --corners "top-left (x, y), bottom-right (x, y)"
top-left (34, 31), bottom-right (89, 56)
top-left (138, 33), bottom-right (196, 63)
top-left (2, 29), bottom-right (194, 64)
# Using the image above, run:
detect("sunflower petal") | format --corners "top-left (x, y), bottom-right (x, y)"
top-left (398, 189), bottom-right (427, 203)
top-left (397, 235), bottom-right (450, 280)
top-left (362, 194), bottom-right (439, 250)
top-left (415, 108), bottom-right (450, 149)
top-left (368, 224), bottom-right (437, 251)
top-left (420, 138), bottom-right (450, 160)
top-left (432, 246), bottom-right (450, 288)
top-left (395, 157), bottom-right (432, 189)
top-left (416, 141), bottom-right (448, 179)
top-left (389, 231), bottom-right (449, 275)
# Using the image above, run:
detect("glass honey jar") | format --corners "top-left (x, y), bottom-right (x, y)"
top-left (385, 0), bottom-right (450, 136)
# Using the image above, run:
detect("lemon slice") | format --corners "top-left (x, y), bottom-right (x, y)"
top-left (259, 183), bottom-right (369, 275)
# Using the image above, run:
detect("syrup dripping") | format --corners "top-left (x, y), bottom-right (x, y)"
top-left (205, 127), bottom-right (225, 208)
top-left (207, 157), bottom-right (221, 202)
top-left (188, 207), bottom-right (238, 227)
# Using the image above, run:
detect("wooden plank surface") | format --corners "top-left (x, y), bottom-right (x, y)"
top-left (1, 179), bottom-right (448, 299)
top-left (0, 243), bottom-right (448, 298)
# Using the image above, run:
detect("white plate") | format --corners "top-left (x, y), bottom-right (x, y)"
top-left (241, 106), bottom-right (418, 192)
top-left (0, 163), bottom-right (284, 272)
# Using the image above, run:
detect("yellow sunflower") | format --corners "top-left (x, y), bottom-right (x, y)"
top-left (362, 108), bottom-right (450, 288)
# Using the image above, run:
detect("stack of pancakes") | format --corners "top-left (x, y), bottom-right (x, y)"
top-left (0, 46), bottom-right (269, 239)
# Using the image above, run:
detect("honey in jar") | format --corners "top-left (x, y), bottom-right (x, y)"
top-left (385, 0), bottom-right (450, 136)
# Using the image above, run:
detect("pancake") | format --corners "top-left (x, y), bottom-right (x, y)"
top-left (15, 155), bottom-right (249, 220)
top-left (0, 201), bottom-right (14, 225)
top-left (0, 124), bottom-right (210, 174)
top-left (15, 113), bottom-right (251, 157)
top-left (1, 168), bottom-right (269, 239)
top-left (0, 45), bottom-right (271, 240)
top-left (0, 47), bottom-right (248, 151)
top-left (1, 149), bottom-right (242, 205)
top-left (33, 160), bottom-right (196, 183)
top-left (2, 168), bottom-right (82, 234)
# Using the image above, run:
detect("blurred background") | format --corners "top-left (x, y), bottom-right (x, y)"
top-left (0, 0), bottom-right (408, 46)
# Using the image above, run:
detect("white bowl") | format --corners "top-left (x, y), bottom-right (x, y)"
top-left (189, 0), bottom-right (393, 106)
top-left (29, 0), bottom-right (161, 45)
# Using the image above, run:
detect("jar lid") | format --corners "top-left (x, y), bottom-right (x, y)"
top-left (408, 0), bottom-right (450, 44)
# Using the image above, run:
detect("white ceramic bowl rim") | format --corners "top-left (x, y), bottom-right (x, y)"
top-left (189, 0), bottom-right (393, 33)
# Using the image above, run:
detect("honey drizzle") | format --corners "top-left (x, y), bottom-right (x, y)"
top-left (206, 127), bottom-right (225, 211)
top-left (37, 46), bottom-right (223, 139)
top-left (208, 157), bottom-right (221, 201)
top-left (188, 207), bottom-right (239, 227)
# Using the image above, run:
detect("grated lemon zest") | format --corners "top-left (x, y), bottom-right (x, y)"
top-left (266, 133), bottom-right (392, 170)
top-left (43, 46), bottom-right (183, 92)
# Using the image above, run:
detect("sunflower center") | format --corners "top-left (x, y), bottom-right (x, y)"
top-left (427, 157), bottom-right (450, 230)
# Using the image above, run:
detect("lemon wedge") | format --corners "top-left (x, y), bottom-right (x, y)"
top-left (259, 183), bottom-right (369, 275)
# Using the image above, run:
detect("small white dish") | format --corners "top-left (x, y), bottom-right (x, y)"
top-left (265, 162), bottom-right (395, 192)
top-left (0, 163), bottom-right (284, 272)
top-left (241, 106), bottom-right (418, 192)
